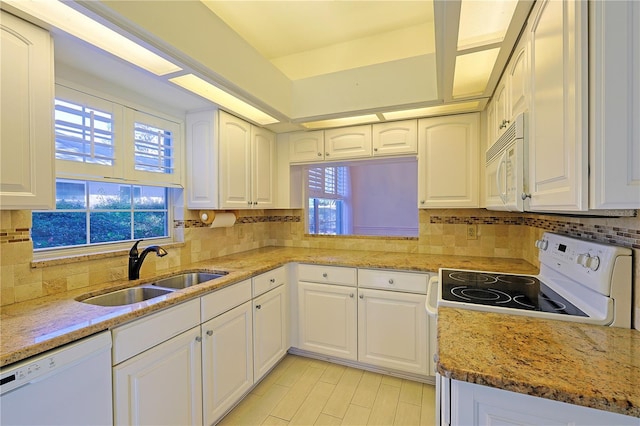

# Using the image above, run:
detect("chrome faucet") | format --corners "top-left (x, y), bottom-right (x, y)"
top-left (128, 240), bottom-right (168, 280)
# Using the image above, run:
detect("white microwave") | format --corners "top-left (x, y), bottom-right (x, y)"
top-left (485, 114), bottom-right (528, 212)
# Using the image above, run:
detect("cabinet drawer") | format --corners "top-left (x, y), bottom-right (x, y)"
top-left (298, 264), bottom-right (357, 287)
top-left (252, 266), bottom-right (286, 297)
top-left (201, 279), bottom-right (251, 322)
top-left (358, 269), bottom-right (430, 294)
top-left (112, 298), bottom-right (200, 365)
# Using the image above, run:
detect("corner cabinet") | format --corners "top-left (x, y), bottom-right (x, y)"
top-left (527, 0), bottom-right (588, 211)
top-left (185, 109), bottom-right (276, 209)
top-left (0, 11), bottom-right (54, 210)
top-left (418, 113), bottom-right (480, 208)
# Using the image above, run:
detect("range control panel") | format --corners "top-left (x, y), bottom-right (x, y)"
top-left (536, 232), bottom-right (631, 296)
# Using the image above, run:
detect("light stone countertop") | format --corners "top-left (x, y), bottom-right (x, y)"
top-left (436, 307), bottom-right (640, 418)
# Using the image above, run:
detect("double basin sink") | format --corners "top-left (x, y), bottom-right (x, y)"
top-left (80, 272), bottom-right (227, 307)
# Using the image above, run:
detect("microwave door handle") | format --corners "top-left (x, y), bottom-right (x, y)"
top-left (496, 151), bottom-right (508, 204)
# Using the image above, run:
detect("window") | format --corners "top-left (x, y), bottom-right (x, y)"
top-left (302, 158), bottom-right (419, 237)
top-left (32, 84), bottom-right (182, 255)
top-left (307, 166), bottom-right (350, 235)
top-left (33, 179), bottom-right (169, 250)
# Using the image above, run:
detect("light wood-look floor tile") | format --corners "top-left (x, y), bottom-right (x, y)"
top-left (218, 355), bottom-right (436, 426)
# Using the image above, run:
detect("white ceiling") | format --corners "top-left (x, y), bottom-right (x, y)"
top-left (35, 0), bottom-right (533, 132)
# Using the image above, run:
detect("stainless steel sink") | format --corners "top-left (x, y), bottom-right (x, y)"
top-left (80, 286), bottom-right (174, 306)
top-left (151, 272), bottom-right (227, 290)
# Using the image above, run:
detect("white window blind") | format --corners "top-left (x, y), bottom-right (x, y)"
top-left (133, 121), bottom-right (174, 175)
top-left (54, 99), bottom-right (115, 165)
top-left (308, 166), bottom-right (348, 200)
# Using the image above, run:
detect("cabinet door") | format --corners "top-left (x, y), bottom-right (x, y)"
top-left (418, 113), bottom-right (480, 208)
top-left (219, 111), bottom-right (252, 208)
top-left (485, 100), bottom-right (497, 149)
top-left (113, 327), bottom-right (203, 426)
top-left (357, 288), bottom-right (428, 375)
top-left (324, 125), bottom-right (372, 160)
top-left (508, 37), bottom-right (529, 121)
top-left (0, 11), bottom-right (54, 210)
top-left (252, 126), bottom-right (276, 208)
top-left (450, 379), bottom-right (638, 426)
top-left (186, 109), bottom-right (219, 209)
top-left (202, 301), bottom-right (253, 426)
top-left (589, 0), bottom-right (640, 209)
top-left (289, 131), bottom-right (324, 163)
top-left (372, 120), bottom-right (417, 156)
top-left (528, 0), bottom-right (588, 211)
top-left (494, 80), bottom-right (509, 138)
top-left (297, 281), bottom-right (357, 361)
top-left (253, 284), bottom-right (287, 381)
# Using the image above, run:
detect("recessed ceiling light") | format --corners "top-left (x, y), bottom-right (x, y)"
top-left (169, 74), bottom-right (279, 126)
top-left (4, 0), bottom-right (182, 76)
top-left (457, 0), bottom-right (518, 51)
top-left (452, 48), bottom-right (500, 98)
top-left (301, 114), bottom-right (380, 129)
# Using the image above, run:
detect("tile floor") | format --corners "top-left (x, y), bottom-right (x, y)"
top-left (218, 354), bottom-right (437, 426)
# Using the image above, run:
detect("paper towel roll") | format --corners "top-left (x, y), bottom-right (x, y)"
top-left (209, 212), bottom-right (236, 228)
top-left (199, 210), bottom-right (215, 225)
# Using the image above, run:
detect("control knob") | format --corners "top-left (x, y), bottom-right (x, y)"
top-left (576, 254), bottom-right (600, 271)
top-left (535, 239), bottom-right (548, 250)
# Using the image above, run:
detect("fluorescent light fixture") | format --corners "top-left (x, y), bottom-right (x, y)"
top-left (382, 101), bottom-right (481, 120)
top-left (457, 0), bottom-right (518, 50)
top-left (169, 74), bottom-right (279, 125)
top-left (301, 114), bottom-right (380, 129)
top-left (5, 0), bottom-right (181, 76)
top-left (452, 48), bottom-right (500, 98)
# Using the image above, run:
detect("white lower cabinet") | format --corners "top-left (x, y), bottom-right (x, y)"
top-left (357, 288), bottom-right (428, 376)
top-left (201, 301), bottom-right (253, 425)
top-left (253, 283), bottom-right (288, 381)
top-left (113, 326), bottom-right (203, 426)
top-left (297, 281), bottom-right (358, 361)
top-left (444, 379), bottom-right (638, 426)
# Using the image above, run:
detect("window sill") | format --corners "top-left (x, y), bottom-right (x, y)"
top-left (304, 234), bottom-right (418, 241)
top-left (31, 242), bottom-right (186, 269)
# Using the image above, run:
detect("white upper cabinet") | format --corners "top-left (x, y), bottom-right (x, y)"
top-left (493, 80), bottom-right (509, 139)
top-left (289, 131), bottom-right (325, 162)
top-left (0, 11), bottom-right (54, 210)
top-left (508, 35), bottom-right (529, 122)
top-left (418, 113), bottom-right (480, 208)
top-left (324, 125), bottom-right (372, 160)
top-left (186, 109), bottom-right (276, 209)
top-left (527, 0), bottom-right (588, 211)
top-left (372, 120), bottom-right (417, 156)
top-left (589, 0), bottom-right (640, 209)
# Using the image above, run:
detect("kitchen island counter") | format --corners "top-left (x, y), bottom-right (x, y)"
top-left (0, 246), bottom-right (537, 367)
top-left (436, 307), bottom-right (640, 418)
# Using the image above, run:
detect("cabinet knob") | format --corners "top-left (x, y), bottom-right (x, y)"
top-left (388, 279), bottom-right (394, 285)
top-left (373, 148), bottom-right (378, 152)
top-left (270, 278), bottom-right (276, 283)
top-left (322, 273), bottom-right (328, 278)
top-left (350, 293), bottom-right (354, 298)
top-left (521, 192), bottom-right (531, 200)
top-left (325, 152), bottom-right (330, 156)
top-left (206, 330), bottom-right (213, 336)
top-left (195, 336), bottom-right (202, 342)
top-left (420, 200), bottom-right (425, 205)
top-left (256, 304), bottom-right (262, 309)
top-left (359, 294), bottom-right (364, 299)
top-left (253, 201), bottom-right (258, 205)
top-left (317, 152), bottom-right (322, 157)
top-left (247, 201), bottom-right (252, 205)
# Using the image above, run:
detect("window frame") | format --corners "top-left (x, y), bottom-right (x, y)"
top-left (305, 164), bottom-right (352, 235)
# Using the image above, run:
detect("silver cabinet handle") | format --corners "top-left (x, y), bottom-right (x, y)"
top-left (359, 294), bottom-right (364, 299)
top-left (322, 273), bottom-right (328, 278)
top-left (195, 336), bottom-right (202, 342)
top-left (206, 330), bottom-right (213, 336)
top-left (388, 279), bottom-right (394, 285)
top-left (521, 192), bottom-right (531, 200)
top-left (256, 304), bottom-right (262, 309)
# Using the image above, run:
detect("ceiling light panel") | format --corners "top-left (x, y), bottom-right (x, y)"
top-left (302, 114), bottom-right (380, 130)
top-left (382, 101), bottom-right (481, 120)
top-left (457, 0), bottom-right (518, 50)
top-left (5, 0), bottom-right (182, 76)
top-left (452, 48), bottom-right (500, 98)
top-left (169, 74), bottom-right (279, 125)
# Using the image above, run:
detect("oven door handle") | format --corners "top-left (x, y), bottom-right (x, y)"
top-left (426, 276), bottom-right (439, 318)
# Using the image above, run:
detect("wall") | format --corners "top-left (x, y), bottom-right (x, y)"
top-left (1, 207), bottom-right (639, 330)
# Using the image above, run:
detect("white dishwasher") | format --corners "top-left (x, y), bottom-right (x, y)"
top-left (0, 331), bottom-right (112, 426)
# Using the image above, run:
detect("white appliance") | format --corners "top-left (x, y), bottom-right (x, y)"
top-left (0, 331), bottom-right (113, 426)
top-left (426, 232), bottom-right (632, 327)
top-left (485, 113), bottom-right (528, 212)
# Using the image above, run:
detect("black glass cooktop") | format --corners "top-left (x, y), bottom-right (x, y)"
top-left (440, 269), bottom-right (587, 317)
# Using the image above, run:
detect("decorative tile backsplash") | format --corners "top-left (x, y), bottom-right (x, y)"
top-left (176, 215), bottom-right (301, 229)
